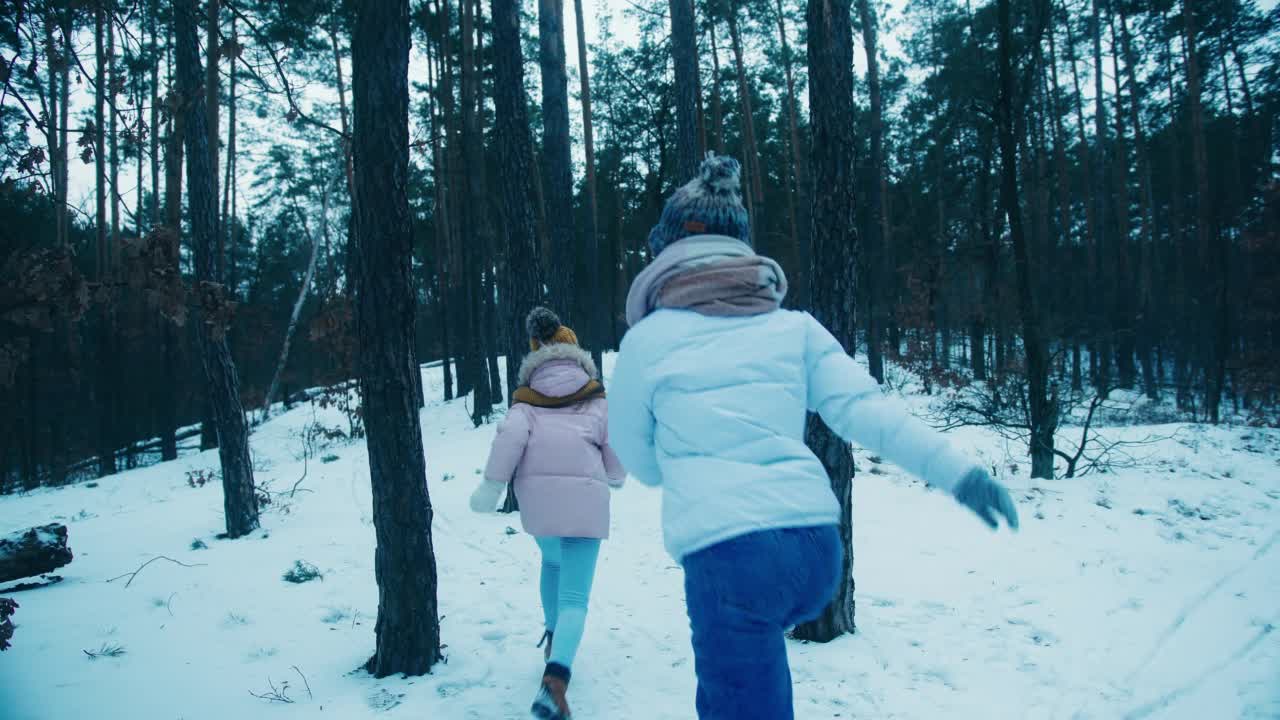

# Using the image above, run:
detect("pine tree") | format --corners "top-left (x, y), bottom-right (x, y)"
top-left (794, 0), bottom-right (858, 643)
top-left (351, 0), bottom-right (443, 677)
top-left (174, 0), bottom-right (259, 537)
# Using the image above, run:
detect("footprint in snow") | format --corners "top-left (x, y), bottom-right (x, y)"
top-left (366, 687), bottom-right (403, 711)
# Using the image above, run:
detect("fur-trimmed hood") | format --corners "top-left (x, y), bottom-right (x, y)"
top-left (518, 343), bottom-right (600, 390)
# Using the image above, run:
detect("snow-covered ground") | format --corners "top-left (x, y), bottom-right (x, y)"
top-left (2, 358), bottom-right (1278, 719)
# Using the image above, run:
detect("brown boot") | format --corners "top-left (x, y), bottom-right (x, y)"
top-left (530, 663), bottom-right (571, 719)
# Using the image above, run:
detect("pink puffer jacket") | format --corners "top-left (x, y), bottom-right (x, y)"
top-left (483, 344), bottom-right (626, 539)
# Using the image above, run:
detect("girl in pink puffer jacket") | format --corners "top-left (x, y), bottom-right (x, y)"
top-left (470, 307), bottom-right (626, 720)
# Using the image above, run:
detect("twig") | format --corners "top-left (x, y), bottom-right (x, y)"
top-left (107, 555), bottom-right (207, 589)
top-left (249, 677), bottom-right (295, 703)
top-left (291, 666), bottom-right (313, 700)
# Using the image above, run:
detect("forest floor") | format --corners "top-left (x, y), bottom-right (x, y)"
top-left (1, 357), bottom-right (1278, 719)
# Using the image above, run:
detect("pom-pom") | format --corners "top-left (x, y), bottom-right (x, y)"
top-left (525, 307), bottom-right (562, 344)
top-left (698, 153), bottom-right (742, 193)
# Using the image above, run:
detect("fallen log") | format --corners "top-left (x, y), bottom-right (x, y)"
top-left (0, 524), bottom-right (73, 584)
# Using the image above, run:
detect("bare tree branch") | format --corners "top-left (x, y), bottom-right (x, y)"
top-left (106, 555), bottom-right (207, 588)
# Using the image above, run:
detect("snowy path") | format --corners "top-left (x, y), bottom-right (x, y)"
top-left (1, 362), bottom-right (1278, 719)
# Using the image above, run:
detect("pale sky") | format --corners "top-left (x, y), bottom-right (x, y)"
top-left (28, 0), bottom-right (1277, 230)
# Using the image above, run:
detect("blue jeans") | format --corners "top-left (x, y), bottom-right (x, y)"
top-left (682, 525), bottom-right (843, 720)
top-left (535, 536), bottom-right (602, 670)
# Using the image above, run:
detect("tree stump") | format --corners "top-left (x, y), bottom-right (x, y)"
top-left (0, 524), bottom-right (74, 584)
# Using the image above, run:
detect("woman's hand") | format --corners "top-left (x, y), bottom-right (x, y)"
top-left (952, 469), bottom-right (1019, 531)
top-left (469, 480), bottom-right (506, 513)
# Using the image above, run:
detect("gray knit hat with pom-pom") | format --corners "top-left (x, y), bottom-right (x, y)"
top-left (647, 153), bottom-right (751, 256)
top-left (525, 306), bottom-right (578, 350)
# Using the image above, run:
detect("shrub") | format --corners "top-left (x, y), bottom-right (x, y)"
top-left (282, 561), bottom-right (323, 584)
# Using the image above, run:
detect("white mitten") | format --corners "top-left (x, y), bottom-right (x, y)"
top-left (469, 480), bottom-right (506, 513)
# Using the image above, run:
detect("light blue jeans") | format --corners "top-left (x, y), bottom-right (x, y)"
top-left (535, 536), bottom-right (602, 670)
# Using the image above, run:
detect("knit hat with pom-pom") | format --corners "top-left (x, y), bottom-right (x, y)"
top-left (526, 307), bottom-right (579, 351)
top-left (647, 153), bottom-right (751, 256)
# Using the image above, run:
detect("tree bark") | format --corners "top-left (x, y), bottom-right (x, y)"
top-left (1182, 0), bottom-right (1224, 423)
top-left (708, 24), bottom-right (725, 154)
top-left (1063, 9), bottom-right (1100, 389)
top-left (94, 1), bottom-right (115, 479)
top-left (160, 20), bottom-right (185, 464)
top-left (1121, 11), bottom-right (1162, 399)
top-left (351, 0), bottom-right (443, 676)
top-left (1107, 10), bottom-right (1136, 390)
top-left (0, 525), bottom-right (73, 584)
top-left (997, 0), bottom-right (1055, 479)
top-left (207, 0), bottom-right (221, 278)
top-left (726, 3), bottom-right (765, 232)
top-left (492, 0), bottom-right (545, 403)
top-left (462, 0), bottom-right (494, 424)
top-left (222, 18), bottom-right (238, 287)
top-left (539, 0), bottom-right (577, 325)
top-left (175, 0), bottom-right (259, 539)
top-left (149, 0), bottom-right (160, 229)
top-left (857, 0), bottom-right (885, 384)
top-left (425, 10), bottom-right (454, 402)
top-left (574, 0), bottom-right (603, 362)
top-left (776, 0), bottom-right (808, 303)
top-left (669, 0), bottom-right (701, 183)
top-left (794, 0), bottom-right (858, 642)
top-left (1090, 0), bottom-right (1112, 392)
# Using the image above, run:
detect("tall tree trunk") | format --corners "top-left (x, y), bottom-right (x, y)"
top-left (425, 28), bottom-right (455, 402)
top-left (708, 24), bottom-right (725, 155)
top-left (1089, 0), bottom-right (1112, 392)
top-left (726, 3), bottom-right (765, 232)
top-left (207, 0), bottom-right (221, 278)
top-left (775, 0), bottom-right (808, 302)
top-left (222, 17), bottom-right (238, 288)
top-left (1046, 13), bottom-right (1074, 381)
top-left (57, 12), bottom-right (71, 245)
top-left (669, 0), bottom-right (701, 182)
top-left (329, 20), bottom-right (355, 198)
top-left (1163, 33), bottom-right (1192, 411)
top-left (94, 0), bottom-right (115, 478)
top-left (1064, 9), bottom-right (1100, 390)
top-left (160, 25), bottom-right (185, 464)
top-left (462, 0), bottom-right (494, 424)
top-left (973, 130), bottom-right (997, 382)
top-left (997, 0), bottom-right (1055, 479)
top-left (175, 0), bottom-right (259, 538)
top-left (1107, 9), bottom-right (1136, 390)
top-left (794, 0), bottom-right (857, 643)
top-left (1129, 50), bottom-right (1158, 406)
top-left (351, 0), bottom-right (443, 676)
top-left (149, 0), bottom-right (160, 229)
top-left (573, 0), bottom-right (603, 363)
top-left (1182, 0), bottom-right (1224, 423)
top-left (43, 9), bottom-right (64, 244)
top-left (539, 0), bottom-right (576, 324)
top-left (856, 0), bottom-right (885, 384)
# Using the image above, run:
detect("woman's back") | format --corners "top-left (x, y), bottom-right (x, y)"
top-left (610, 309), bottom-right (841, 560)
top-left (486, 343), bottom-right (624, 539)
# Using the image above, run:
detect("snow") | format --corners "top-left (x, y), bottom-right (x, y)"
top-left (1, 358), bottom-right (1278, 719)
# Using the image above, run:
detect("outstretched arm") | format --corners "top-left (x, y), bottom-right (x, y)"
top-left (803, 314), bottom-right (1017, 530)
